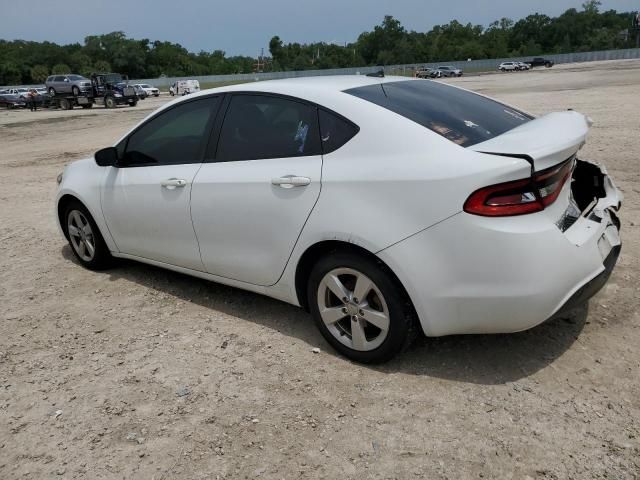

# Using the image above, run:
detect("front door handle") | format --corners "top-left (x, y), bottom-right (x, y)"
top-left (161, 178), bottom-right (187, 189)
top-left (271, 175), bottom-right (311, 188)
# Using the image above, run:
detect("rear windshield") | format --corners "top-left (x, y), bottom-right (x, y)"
top-left (344, 80), bottom-right (532, 147)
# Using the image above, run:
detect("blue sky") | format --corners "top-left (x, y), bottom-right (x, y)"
top-left (1, 0), bottom-right (637, 56)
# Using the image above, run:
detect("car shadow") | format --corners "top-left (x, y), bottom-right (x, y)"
top-left (61, 246), bottom-right (587, 384)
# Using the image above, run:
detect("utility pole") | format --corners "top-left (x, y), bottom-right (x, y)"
top-left (254, 48), bottom-right (265, 73)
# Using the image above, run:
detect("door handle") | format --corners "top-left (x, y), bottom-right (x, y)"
top-left (161, 178), bottom-right (187, 189)
top-left (271, 175), bottom-right (311, 188)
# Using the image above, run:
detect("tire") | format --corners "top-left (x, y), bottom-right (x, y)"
top-left (129, 100), bottom-right (138, 107)
top-left (48, 87), bottom-right (56, 96)
top-left (59, 98), bottom-right (72, 110)
top-left (169, 91), bottom-right (174, 96)
top-left (545, 62), bottom-right (552, 68)
top-left (72, 86), bottom-right (80, 96)
top-left (104, 96), bottom-right (116, 109)
top-left (154, 93), bottom-right (159, 97)
top-left (63, 201), bottom-right (114, 270)
top-left (307, 251), bottom-right (416, 363)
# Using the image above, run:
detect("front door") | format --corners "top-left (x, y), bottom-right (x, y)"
top-left (101, 95), bottom-right (221, 270)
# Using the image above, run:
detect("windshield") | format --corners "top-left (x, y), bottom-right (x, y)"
top-left (140, 84), bottom-right (151, 88)
top-left (345, 80), bottom-right (532, 147)
top-left (102, 74), bottom-right (124, 84)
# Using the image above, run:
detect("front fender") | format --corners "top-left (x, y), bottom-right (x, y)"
top-left (55, 159), bottom-right (119, 252)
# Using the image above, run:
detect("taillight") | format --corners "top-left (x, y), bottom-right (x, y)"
top-left (464, 159), bottom-right (574, 217)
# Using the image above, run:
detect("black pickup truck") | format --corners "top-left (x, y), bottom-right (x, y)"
top-left (529, 57), bottom-right (555, 68)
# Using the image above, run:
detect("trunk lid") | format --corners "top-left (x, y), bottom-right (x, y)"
top-left (470, 110), bottom-right (591, 171)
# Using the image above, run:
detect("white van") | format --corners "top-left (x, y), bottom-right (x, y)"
top-left (169, 80), bottom-right (200, 96)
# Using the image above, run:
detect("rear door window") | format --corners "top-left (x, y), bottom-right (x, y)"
top-left (216, 94), bottom-right (321, 162)
top-left (345, 80), bottom-right (532, 147)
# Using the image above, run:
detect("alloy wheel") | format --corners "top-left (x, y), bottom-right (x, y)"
top-left (67, 210), bottom-right (96, 262)
top-left (316, 268), bottom-right (390, 351)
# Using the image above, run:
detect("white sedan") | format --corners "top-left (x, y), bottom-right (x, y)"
top-left (55, 75), bottom-right (622, 363)
top-left (499, 62), bottom-right (519, 72)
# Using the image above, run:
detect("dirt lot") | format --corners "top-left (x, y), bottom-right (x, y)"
top-left (1, 60), bottom-right (639, 479)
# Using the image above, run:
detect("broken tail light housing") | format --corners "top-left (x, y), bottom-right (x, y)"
top-left (464, 159), bottom-right (574, 217)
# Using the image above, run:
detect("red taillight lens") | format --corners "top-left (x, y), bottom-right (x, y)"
top-left (464, 159), bottom-right (574, 217)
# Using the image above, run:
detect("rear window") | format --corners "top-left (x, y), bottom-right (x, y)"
top-left (344, 80), bottom-right (532, 147)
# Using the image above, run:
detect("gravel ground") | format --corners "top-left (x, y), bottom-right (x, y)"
top-left (1, 60), bottom-right (639, 479)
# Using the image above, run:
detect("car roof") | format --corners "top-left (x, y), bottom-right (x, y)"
top-left (163, 75), bottom-right (414, 110)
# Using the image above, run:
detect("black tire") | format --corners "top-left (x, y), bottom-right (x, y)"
top-left (59, 98), bottom-right (72, 110)
top-left (104, 96), bottom-right (116, 109)
top-left (48, 87), bottom-right (56, 96)
top-left (307, 251), bottom-right (416, 363)
top-left (129, 100), bottom-right (138, 107)
top-left (72, 86), bottom-right (80, 96)
top-left (545, 62), bottom-right (552, 68)
top-left (63, 201), bottom-right (114, 270)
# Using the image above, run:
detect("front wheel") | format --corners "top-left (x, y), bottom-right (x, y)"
top-left (48, 87), bottom-right (56, 96)
top-left (72, 86), bottom-right (80, 96)
top-left (129, 100), bottom-right (138, 107)
top-left (104, 96), bottom-right (116, 108)
top-left (64, 202), bottom-right (114, 270)
top-left (307, 251), bottom-right (415, 363)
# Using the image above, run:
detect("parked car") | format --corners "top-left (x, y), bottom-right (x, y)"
top-left (132, 84), bottom-right (147, 99)
top-left (529, 57), bottom-right (555, 68)
top-left (7, 87), bottom-right (31, 99)
top-left (45, 74), bottom-right (92, 96)
top-left (135, 83), bottom-right (160, 97)
top-left (55, 75), bottom-right (622, 363)
top-left (437, 65), bottom-right (463, 77)
top-left (169, 80), bottom-right (200, 96)
top-left (498, 62), bottom-right (519, 72)
top-left (0, 93), bottom-right (26, 109)
top-left (516, 62), bottom-right (531, 70)
top-left (414, 67), bottom-right (441, 79)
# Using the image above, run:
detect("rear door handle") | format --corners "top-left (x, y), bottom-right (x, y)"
top-left (271, 175), bottom-right (311, 188)
top-left (161, 178), bottom-right (187, 189)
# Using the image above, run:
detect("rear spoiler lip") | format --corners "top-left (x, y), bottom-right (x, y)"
top-left (469, 111), bottom-right (590, 171)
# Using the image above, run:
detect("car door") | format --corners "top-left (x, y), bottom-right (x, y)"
top-left (190, 93), bottom-right (323, 286)
top-left (101, 95), bottom-right (221, 271)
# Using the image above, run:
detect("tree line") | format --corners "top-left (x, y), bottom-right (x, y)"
top-left (1, 1), bottom-right (637, 85)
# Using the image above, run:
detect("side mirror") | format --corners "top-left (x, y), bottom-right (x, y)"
top-left (64, 78), bottom-right (69, 82)
top-left (94, 146), bottom-right (119, 167)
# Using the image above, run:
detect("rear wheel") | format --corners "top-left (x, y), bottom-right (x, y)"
top-left (59, 98), bottom-right (72, 110)
top-left (307, 252), bottom-right (415, 363)
top-left (63, 201), bottom-right (114, 270)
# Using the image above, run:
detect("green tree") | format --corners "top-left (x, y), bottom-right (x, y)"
top-left (30, 64), bottom-right (49, 83)
top-left (51, 63), bottom-right (71, 74)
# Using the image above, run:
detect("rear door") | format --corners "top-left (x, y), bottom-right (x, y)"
top-left (191, 93), bottom-right (322, 286)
